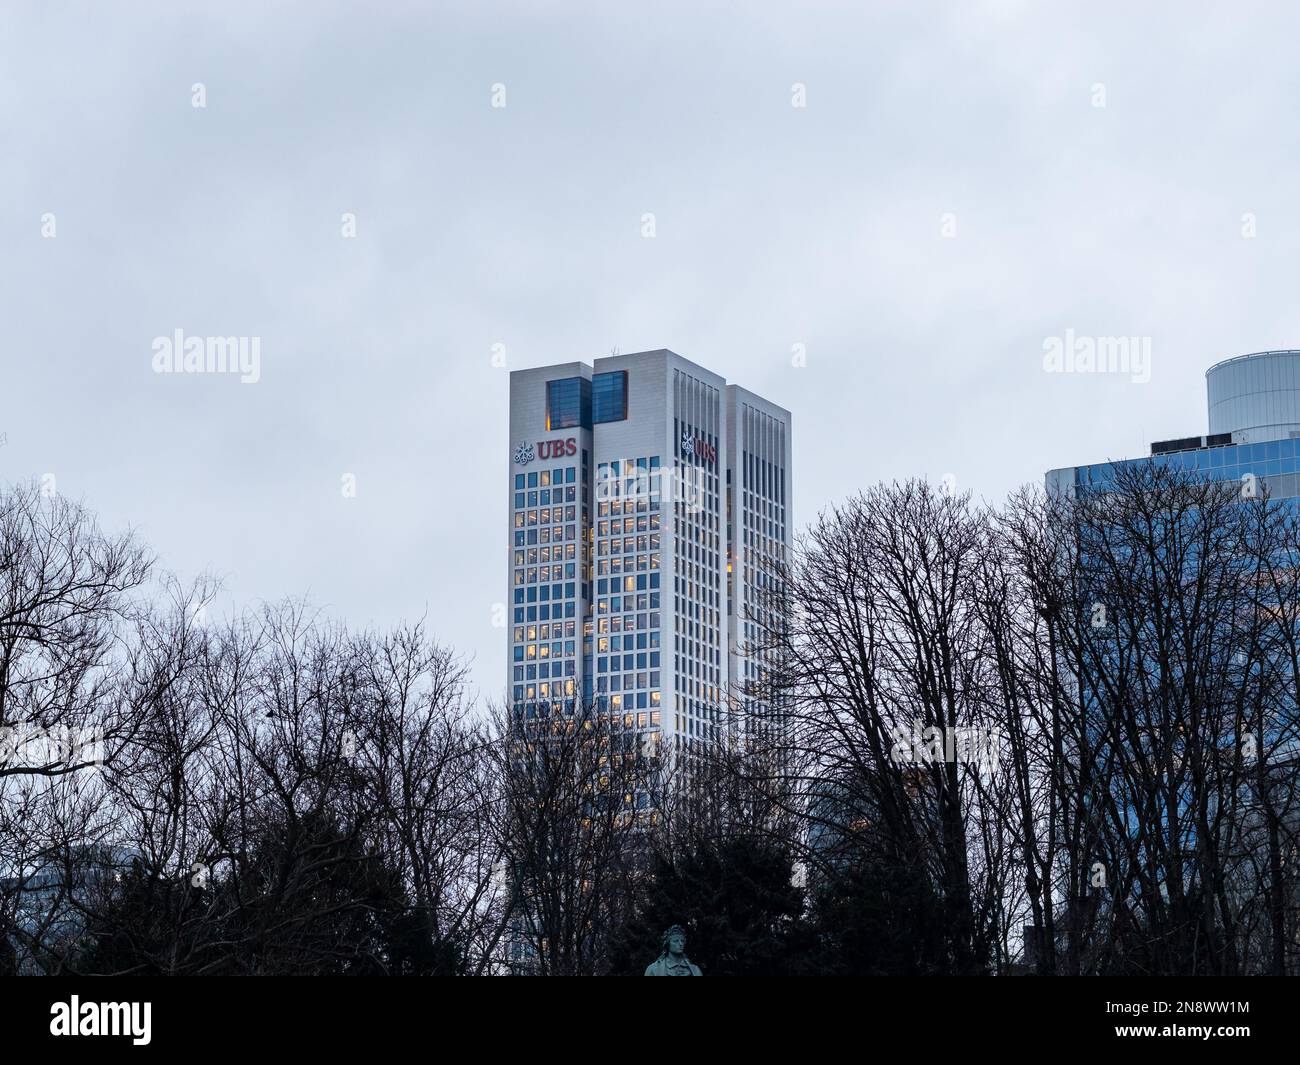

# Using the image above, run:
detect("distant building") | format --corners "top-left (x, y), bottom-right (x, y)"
top-left (1049, 349), bottom-right (1300, 499)
top-left (1, 844), bottom-right (134, 974)
top-left (1045, 348), bottom-right (1300, 973)
top-left (507, 349), bottom-right (792, 766)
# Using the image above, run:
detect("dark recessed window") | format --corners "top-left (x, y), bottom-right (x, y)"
top-left (547, 376), bottom-right (591, 430)
top-left (593, 370), bottom-right (628, 423)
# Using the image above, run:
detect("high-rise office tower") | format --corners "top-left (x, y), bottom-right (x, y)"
top-left (507, 349), bottom-right (792, 762)
top-left (1045, 351), bottom-right (1300, 947)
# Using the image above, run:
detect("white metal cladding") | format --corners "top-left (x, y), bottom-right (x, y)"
top-left (507, 350), bottom-right (790, 762)
top-left (1207, 350), bottom-right (1300, 439)
top-left (670, 363), bottom-right (725, 751)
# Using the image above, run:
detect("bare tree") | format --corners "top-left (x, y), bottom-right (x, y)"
top-left (754, 481), bottom-right (999, 974)
top-left (486, 700), bottom-right (661, 975)
top-left (992, 464), bottom-right (1300, 974)
top-left (349, 621), bottom-right (505, 974)
top-left (0, 481), bottom-right (151, 972)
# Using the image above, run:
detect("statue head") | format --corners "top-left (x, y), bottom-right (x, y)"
top-left (661, 924), bottom-right (687, 957)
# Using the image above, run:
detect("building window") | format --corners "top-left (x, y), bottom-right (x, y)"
top-left (546, 376), bottom-right (591, 430)
top-left (592, 370), bottom-right (628, 423)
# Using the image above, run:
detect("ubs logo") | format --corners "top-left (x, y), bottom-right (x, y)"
top-left (681, 429), bottom-right (716, 465)
top-left (514, 438), bottom-right (576, 466)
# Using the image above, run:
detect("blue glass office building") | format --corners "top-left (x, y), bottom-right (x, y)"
top-left (1048, 350), bottom-right (1300, 499)
top-left (1045, 349), bottom-right (1300, 946)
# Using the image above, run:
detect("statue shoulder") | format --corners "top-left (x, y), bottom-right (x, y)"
top-left (689, 962), bottom-right (702, 976)
top-left (644, 959), bottom-right (662, 976)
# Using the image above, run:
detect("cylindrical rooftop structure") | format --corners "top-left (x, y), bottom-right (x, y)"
top-left (1207, 350), bottom-right (1300, 442)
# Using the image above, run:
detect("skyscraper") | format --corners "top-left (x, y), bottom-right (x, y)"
top-left (1045, 351), bottom-right (1300, 964)
top-left (1048, 350), bottom-right (1300, 499)
top-left (507, 349), bottom-right (792, 762)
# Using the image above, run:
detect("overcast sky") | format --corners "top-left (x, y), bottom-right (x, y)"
top-left (5, 1), bottom-right (1300, 700)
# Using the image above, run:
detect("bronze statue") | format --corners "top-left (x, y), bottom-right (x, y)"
top-left (644, 924), bottom-right (702, 976)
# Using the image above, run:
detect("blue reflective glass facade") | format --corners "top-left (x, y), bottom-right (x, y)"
top-left (1073, 438), bottom-right (1300, 500)
top-left (546, 376), bottom-right (591, 430)
top-left (592, 370), bottom-right (627, 423)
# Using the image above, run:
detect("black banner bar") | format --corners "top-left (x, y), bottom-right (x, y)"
top-left (1, 976), bottom-right (1284, 1051)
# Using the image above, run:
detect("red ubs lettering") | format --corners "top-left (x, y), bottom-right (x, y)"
top-left (537, 437), bottom-right (577, 459)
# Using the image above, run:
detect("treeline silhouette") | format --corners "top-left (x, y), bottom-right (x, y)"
top-left (2, 465), bottom-right (1299, 975)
